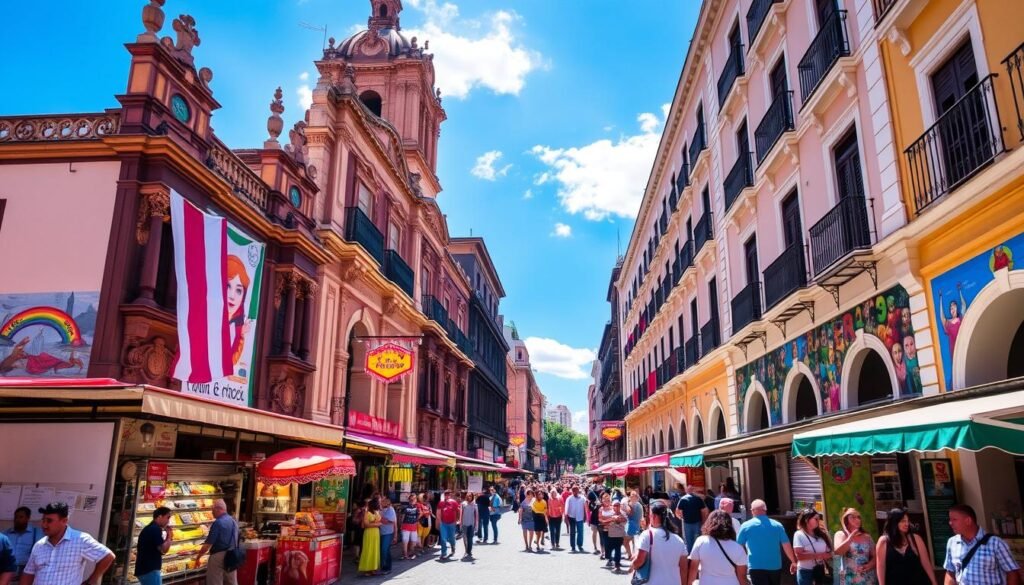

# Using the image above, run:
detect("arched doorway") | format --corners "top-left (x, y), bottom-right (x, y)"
top-left (345, 321), bottom-right (373, 416)
top-left (745, 389), bottom-right (770, 432)
top-left (794, 376), bottom-right (818, 421)
top-left (957, 285), bottom-right (1024, 387)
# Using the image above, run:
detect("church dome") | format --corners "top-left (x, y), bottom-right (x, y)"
top-left (337, 26), bottom-right (412, 59)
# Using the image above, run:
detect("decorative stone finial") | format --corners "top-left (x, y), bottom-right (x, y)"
top-left (328, 37), bottom-right (336, 49)
top-left (285, 121), bottom-right (308, 164)
top-left (161, 14), bottom-right (200, 64)
top-left (138, 0), bottom-right (166, 43)
top-left (199, 67), bottom-right (213, 87)
top-left (265, 87), bottom-right (285, 148)
top-left (338, 64), bottom-right (357, 95)
top-left (435, 87), bottom-right (442, 104)
top-left (424, 39), bottom-right (429, 50)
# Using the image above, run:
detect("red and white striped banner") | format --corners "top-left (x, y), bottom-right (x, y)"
top-left (170, 190), bottom-right (232, 383)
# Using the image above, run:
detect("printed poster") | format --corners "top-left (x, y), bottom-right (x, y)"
top-left (0, 291), bottom-right (98, 378)
top-left (179, 221), bottom-right (265, 407)
top-left (144, 462), bottom-right (168, 501)
top-left (821, 456), bottom-right (878, 538)
top-left (920, 459), bottom-right (957, 565)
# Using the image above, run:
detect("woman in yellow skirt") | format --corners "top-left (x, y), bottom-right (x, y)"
top-left (358, 497), bottom-right (383, 576)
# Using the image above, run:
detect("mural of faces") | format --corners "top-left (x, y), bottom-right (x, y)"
top-left (737, 285), bottom-right (921, 431)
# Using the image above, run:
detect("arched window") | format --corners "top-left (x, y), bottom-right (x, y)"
top-left (668, 426), bottom-right (676, 451)
top-left (359, 90), bottom-right (383, 117)
top-left (857, 350), bottom-right (892, 405)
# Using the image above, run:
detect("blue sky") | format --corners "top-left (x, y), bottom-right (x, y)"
top-left (4, 0), bottom-right (699, 433)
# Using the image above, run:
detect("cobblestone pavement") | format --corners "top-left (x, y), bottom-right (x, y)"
top-left (339, 512), bottom-right (635, 585)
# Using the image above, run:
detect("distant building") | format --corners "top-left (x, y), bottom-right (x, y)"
top-left (545, 404), bottom-right (572, 427)
top-left (505, 324), bottom-right (545, 470)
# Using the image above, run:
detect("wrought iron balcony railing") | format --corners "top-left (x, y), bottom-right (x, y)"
top-left (731, 281), bottom-right (763, 331)
top-left (675, 345), bottom-right (686, 375)
top-left (718, 45), bottom-right (746, 108)
top-left (689, 124), bottom-right (707, 171)
top-left (798, 10), bottom-right (851, 103)
top-left (747, 0), bottom-right (784, 46)
top-left (724, 152), bottom-right (755, 213)
top-left (383, 249), bottom-right (415, 298)
top-left (1005, 43), bottom-right (1024, 143)
top-left (677, 162), bottom-right (691, 192)
top-left (694, 212), bottom-right (714, 255)
top-left (700, 318), bottom-right (721, 355)
top-left (873, 0), bottom-right (897, 24)
top-left (422, 294), bottom-right (449, 326)
top-left (685, 336), bottom-right (700, 365)
top-left (905, 74), bottom-right (1005, 214)
top-left (763, 242), bottom-right (808, 310)
top-left (345, 206), bottom-right (384, 264)
top-left (755, 91), bottom-right (795, 164)
top-left (809, 196), bottom-right (871, 275)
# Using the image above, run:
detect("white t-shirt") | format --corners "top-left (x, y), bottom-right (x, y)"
top-left (688, 535), bottom-right (747, 585)
top-left (793, 530), bottom-right (829, 570)
top-left (637, 527), bottom-right (688, 585)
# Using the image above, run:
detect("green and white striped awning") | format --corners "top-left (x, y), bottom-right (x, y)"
top-left (792, 390), bottom-right (1024, 458)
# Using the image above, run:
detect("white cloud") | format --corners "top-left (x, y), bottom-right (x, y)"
top-left (296, 72), bottom-right (313, 110)
top-left (530, 103), bottom-right (671, 221)
top-left (405, 1), bottom-right (545, 99)
top-left (523, 337), bottom-right (597, 380)
top-left (471, 150), bottom-right (511, 180)
top-left (523, 188), bottom-right (533, 199)
top-left (552, 222), bottom-right (572, 238)
top-left (572, 410), bottom-right (589, 435)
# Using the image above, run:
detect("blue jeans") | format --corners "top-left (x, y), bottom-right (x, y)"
top-left (796, 568), bottom-right (815, 585)
top-left (683, 521), bottom-right (702, 551)
top-left (137, 571), bottom-right (162, 585)
top-left (567, 518), bottom-right (585, 550)
top-left (489, 514), bottom-right (500, 542)
top-left (476, 508), bottom-right (489, 541)
top-left (439, 523), bottom-right (457, 557)
top-left (379, 532), bottom-right (393, 572)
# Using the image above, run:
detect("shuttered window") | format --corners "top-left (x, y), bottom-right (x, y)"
top-left (834, 128), bottom-right (864, 200)
top-left (789, 457), bottom-right (823, 510)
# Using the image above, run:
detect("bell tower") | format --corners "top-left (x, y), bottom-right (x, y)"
top-left (319, 0), bottom-right (446, 194)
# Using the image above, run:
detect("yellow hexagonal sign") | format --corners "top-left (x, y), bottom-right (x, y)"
top-left (365, 342), bottom-right (414, 383)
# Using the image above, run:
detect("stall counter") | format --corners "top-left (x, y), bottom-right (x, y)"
top-left (276, 534), bottom-right (342, 585)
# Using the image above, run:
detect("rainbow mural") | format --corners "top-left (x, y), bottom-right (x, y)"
top-left (0, 307), bottom-right (85, 346)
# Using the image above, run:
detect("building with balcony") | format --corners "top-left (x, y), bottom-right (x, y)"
top-left (451, 237), bottom-right (510, 462)
top-left (505, 324), bottom-right (545, 470)
top-left (608, 0), bottom-right (1024, 535)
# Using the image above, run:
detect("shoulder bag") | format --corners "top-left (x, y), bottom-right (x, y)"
top-left (631, 529), bottom-right (655, 585)
top-left (714, 538), bottom-right (744, 584)
top-left (223, 517), bottom-right (247, 573)
top-left (959, 533), bottom-right (993, 572)
top-left (807, 535), bottom-right (834, 585)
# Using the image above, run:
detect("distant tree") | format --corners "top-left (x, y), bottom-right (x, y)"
top-left (543, 421), bottom-right (587, 469)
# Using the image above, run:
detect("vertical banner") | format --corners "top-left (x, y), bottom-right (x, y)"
top-left (920, 459), bottom-right (957, 566)
top-left (144, 462), bottom-right (168, 502)
top-left (821, 456), bottom-right (878, 538)
top-left (172, 191), bottom-right (265, 406)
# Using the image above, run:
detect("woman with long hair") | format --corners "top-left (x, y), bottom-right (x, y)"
top-left (686, 510), bottom-right (747, 585)
top-left (416, 492), bottom-right (433, 550)
top-left (357, 497), bottom-right (383, 576)
top-left (547, 488), bottom-right (564, 550)
top-left (623, 490), bottom-right (644, 560)
top-left (631, 500), bottom-right (688, 585)
top-left (532, 491), bottom-right (549, 551)
top-left (597, 492), bottom-right (614, 561)
top-left (588, 491), bottom-right (604, 557)
top-left (793, 509), bottom-right (833, 585)
top-left (602, 500), bottom-right (629, 572)
top-left (224, 255), bottom-right (252, 372)
top-left (834, 507), bottom-right (877, 585)
top-left (350, 499), bottom-right (367, 562)
top-left (519, 489), bottom-right (536, 552)
top-left (876, 509), bottom-right (935, 585)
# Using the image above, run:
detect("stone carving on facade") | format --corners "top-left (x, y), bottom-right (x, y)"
top-left (135, 188), bottom-right (170, 246)
top-left (122, 336), bottom-right (175, 385)
top-left (198, 67), bottom-right (213, 88)
top-left (285, 121), bottom-right (307, 164)
top-left (338, 64), bottom-right (357, 96)
top-left (273, 270), bottom-right (297, 309)
top-left (265, 87), bottom-right (284, 148)
top-left (269, 369), bottom-right (305, 417)
top-left (138, 0), bottom-right (166, 43)
top-left (302, 279), bottom-right (318, 300)
top-left (341, 261), bottom-right (367, 284)
top-left (160, 14), bottom-right (200, 65)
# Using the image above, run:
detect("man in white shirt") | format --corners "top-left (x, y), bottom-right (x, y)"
top-left (719, 497), bottom-right (742, 535)
top-left (22, 503), bottom-right (114, 585)
top-left (564, 486), bottom-right (588, 553)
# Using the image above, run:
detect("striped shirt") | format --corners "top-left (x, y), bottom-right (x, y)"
top-left (24, 527), bottom-right (113, 585)
top-left (944, 529), bottom-right (1020, 585)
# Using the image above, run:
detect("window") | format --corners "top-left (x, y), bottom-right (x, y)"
top-left (833, 128), bottom-right (864, 200)
top-left (388, 219), bottom-right (401, 251)
top-left (770, 58), bottom-right (788, 98)
top-left (744, 236), bottom-right (759, 284)
top-left (422, 267), bottom-right (431, 295)
top-left (357, 183), bottom-right (373, 217)
top-left (781, 190), bottom-right (803, 248)
top-left (359, 90), bottom-right (383, 117)
top-left (737, 118), bottom-right (750, 159)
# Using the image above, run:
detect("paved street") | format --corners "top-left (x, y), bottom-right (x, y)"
top-left (340, 512), bottom-right (632, 585)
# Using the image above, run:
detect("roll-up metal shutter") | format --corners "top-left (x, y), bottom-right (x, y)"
top-left (141, 460), bottom-right (244, 480)
top-left (789, 457), bottom-right (822, 510)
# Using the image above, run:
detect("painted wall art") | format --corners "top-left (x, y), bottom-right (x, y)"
top-left (928, 230), bottom-right (1024, 389)
top-left (0, 291), bottom-right (98, 378)
top-left (735, 285), bottom-right (921, 430)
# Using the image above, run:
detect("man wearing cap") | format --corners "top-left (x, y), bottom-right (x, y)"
top-left (736, 499), bottom-right (798, 585)
top-left (21, 502), bottom-right (114, 585)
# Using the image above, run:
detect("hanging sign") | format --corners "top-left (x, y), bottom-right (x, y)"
top-left (144, 462), bottom-right (168, 502)
top-left (348, 410), bottom-right (401, 438)
top-left (509, 434), bottom-right (526, 447)
top-left (600, 421), bottom-right (625, 441)
top-left (363, 340), bottom-right (416, 383)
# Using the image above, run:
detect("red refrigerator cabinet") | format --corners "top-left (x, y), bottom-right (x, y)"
top-left (275, 534), bottom-right (342, 585)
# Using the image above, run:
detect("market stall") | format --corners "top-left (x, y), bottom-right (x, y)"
top-left (255, 447), bottom-right (356, 585)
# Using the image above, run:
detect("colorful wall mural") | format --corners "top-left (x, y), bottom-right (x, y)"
top-left (928, 230), bottom-right (1023, 389)
top-left (0, 291), bottom-right (98, 378)
top-left (736, 285), bottom-right (921, 430)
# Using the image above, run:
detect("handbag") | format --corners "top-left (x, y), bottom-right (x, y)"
top-left (222, 518), bottom-right (246, 573)
top-left (807, 536), bottom-right (834, 585)
top-left (631, 529), bottom-right (654, 585)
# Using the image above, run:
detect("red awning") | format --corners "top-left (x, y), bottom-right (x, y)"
top-left (345, 431), bottom-right (454, 466)
top-left (256, 447), bottom-right (355, 484)
top-left (610, 453), bottom-right (670, 477)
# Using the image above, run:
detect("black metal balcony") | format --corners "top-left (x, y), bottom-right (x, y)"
top-left (905, 75), bottom-right (1004, 214)
top-left (718, 46), bottom-right (746, 109)
top-left (809, 196), bottom-right (871, 276)
top-left (1006, 43), bottom-right (1024, 143)
top-left (675, 345), bottom-right (686, 374)
top-left (731, 281), bottom-right (763, 331)
top-left (763, 242), bottom-right (808, 310)
top-left (383, 249), bottom-right (414, 298)
top-left (344, 206), bottom-right (384, 264)
top-left (680, 240), bottom-right (695, 274)
top-left (724, 152), bottom-right (755, 213)
top-left (873, 0), bottom-right (897, 24)
top-left (689, 124), bottom-right (707, 171)
top-left (669, 184), bottom-right (679, 212)
top-left (422, 294), bottom-right (449, 325)
top-left (755, 91), bottom-right (795, 164)
top-left (685, 336), bottom-right (699, 365)
top-left (748, 0), bottom-right (783, 46)
top-left (798, 10), bottom-right (850, 103)
top-left (677, 162), bottom-right (691, 192)
top-left (700, 318), bottom-right (720, 355)
top-left (659, 211), bottom-right (668, 234)
top-left (694, 212), bottom-right (714, 254)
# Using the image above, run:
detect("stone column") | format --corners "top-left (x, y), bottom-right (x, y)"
top-left (332, 347), bottom-right (349, 426)
top-left (279, 272), bottom-right (297, 356)
top-left (298, 280), bottom-right (317, 361)
top-left (135, 187), bottom-right (170, 304)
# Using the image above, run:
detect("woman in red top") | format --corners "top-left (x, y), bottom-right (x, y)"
top-left (547, 489), bottom-right (564, 550)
